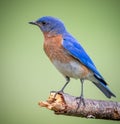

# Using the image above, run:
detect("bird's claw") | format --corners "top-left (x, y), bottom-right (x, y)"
top-left (76, 96), bottom-right (85, 109)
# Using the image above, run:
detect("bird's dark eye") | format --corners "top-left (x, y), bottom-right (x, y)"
top-left (41, 21), bottom-right (47, 25)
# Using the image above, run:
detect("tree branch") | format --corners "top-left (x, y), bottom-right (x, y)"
top-left (38, 92), bottom-right (120, 121)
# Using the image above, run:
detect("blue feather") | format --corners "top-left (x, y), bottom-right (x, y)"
top-left (62, 33), bottom-right (103, 79)
top-left (62, 33), bottom-right (116, 98)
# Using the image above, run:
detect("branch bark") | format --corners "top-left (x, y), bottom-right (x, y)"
top-left (38, 92), bottom-right (120, 121)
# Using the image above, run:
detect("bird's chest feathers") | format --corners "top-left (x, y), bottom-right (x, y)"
top-left (43, 33), bottom-right (90, 78)
top-left (43, 34), bottom-right (69, 62)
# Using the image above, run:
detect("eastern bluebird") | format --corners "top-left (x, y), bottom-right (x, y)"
top-left (29, 16), bottom-right (116, 100)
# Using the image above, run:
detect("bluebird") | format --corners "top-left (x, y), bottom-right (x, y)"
top-left (29, 16), bottom-right (116, 101)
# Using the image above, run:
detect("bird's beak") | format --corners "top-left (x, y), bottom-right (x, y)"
top-left (29, 21), bottom-right (38, 25)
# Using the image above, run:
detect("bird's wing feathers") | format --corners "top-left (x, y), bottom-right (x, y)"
top-left (62, 34), bottom-right (103, 79)
top-left (62, 34), bottom-right (117, 98)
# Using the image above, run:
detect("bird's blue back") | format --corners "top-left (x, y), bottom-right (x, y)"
top-left (62, 33), bottom-right (104, 80)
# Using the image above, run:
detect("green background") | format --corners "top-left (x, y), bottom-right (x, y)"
top-left (0, 0), bottom-right (120, 124)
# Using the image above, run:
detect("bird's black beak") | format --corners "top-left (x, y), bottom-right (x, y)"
top-left (29, 21), bottom-right (38, 25)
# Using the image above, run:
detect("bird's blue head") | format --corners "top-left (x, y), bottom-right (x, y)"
top-left (29, 16), bottom-right (67, 36)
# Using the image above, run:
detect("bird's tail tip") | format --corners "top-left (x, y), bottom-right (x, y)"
top-left (93, 81), bottom-right (116, 99)
top-left (105, 85), bottom-right (116, 98)
top-left (93, 74), bottom-right (116, 98)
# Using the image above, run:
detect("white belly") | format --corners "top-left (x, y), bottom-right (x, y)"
top-left (53, 60), bottom-right (90, 79)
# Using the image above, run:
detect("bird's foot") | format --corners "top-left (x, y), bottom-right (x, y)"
top-left (75, 95), bottom-right (85, 109)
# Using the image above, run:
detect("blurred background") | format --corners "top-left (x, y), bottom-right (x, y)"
top-left (0, 0), bottom-right (120, 124)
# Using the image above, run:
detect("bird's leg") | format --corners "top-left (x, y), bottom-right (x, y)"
top-left (52, 76), bottom-right (70, 99)
top-left (60, 76), bottom-right (70, 92)
top-left (76, 79), bottom-right (85, 108)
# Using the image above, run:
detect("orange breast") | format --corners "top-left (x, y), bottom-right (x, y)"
top-left (43, 33), bottom-right (91, 78)
top-left (43, 33), bottom-right (75, 63)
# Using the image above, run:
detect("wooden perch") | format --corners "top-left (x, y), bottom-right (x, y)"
top-left (38, 92), bottom-right (120, 121)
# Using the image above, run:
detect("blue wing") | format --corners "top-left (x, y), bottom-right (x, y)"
top-left (62, 33), bottom-right (116, 98)
top-left (62, 33), bottom-right (103, 79)
top-left (62, 33), bottom-right (117, 98)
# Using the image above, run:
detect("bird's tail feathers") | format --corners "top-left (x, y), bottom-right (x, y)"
top-left (93, 74), bottom-right (116, 98)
